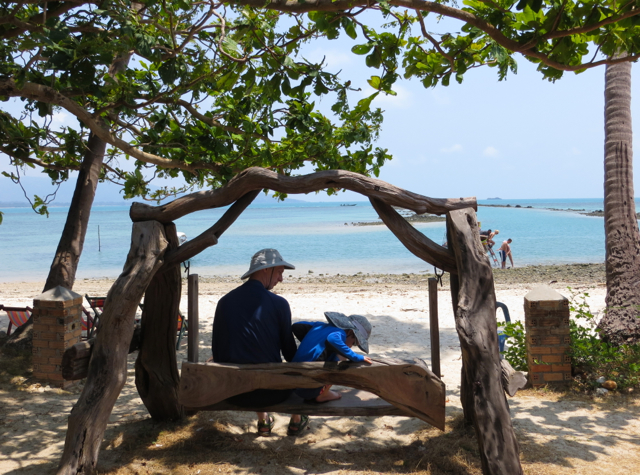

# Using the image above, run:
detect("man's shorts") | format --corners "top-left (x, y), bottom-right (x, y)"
top-left (227, 389), bottom-right (292, 407)
top-left (499, 250), bottom-right (507, 263)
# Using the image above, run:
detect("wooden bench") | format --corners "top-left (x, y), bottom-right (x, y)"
top-left (178, 358), bottom-right (446, 430)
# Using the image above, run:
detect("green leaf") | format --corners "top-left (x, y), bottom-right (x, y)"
top-left (367, 76), bottom-right (381, 89)
top-left (365, 46), bottom-right (383, 69)
top-left (352, 44), bottom-right (373, 55)
top-left (222, 37), bottom-right (240, 57)
top-left (342, 18), bottom-right (357, 40)
top-left (158, 59), bottom-right (178, 84)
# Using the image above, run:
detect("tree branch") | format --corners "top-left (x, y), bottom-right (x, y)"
top-left (160, 190), bottom-right (260, 269)
top-left (129, 167), bottom-right (477, 223)
top-left (223, 0), bottom-right (640, 71)
top-left (0, 79), bottom-right (224, 174)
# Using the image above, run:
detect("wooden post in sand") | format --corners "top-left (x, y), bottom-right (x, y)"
top-left (187, 274), bottom-right (199, 363)
top-left (428, 278), bottom-right (441, 377)
top-left (447, 208), bottom-right (523, 475)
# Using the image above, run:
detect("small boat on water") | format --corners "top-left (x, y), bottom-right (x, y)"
top-left (340, 204), bottom-right (357, 207)
top-left (177, 232), bottom-right (187, 244)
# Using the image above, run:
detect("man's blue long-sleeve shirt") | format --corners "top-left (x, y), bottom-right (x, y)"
top-left (212, 279), bottom-right (297, 364)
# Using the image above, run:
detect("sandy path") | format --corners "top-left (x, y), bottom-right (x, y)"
top-left (1, 277), bottom-right (639, 474)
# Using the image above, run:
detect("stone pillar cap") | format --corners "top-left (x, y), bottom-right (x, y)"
top-left (34, 286), bottom-right (82, 302)
top-left (524, 285), bottom-right (568, 302)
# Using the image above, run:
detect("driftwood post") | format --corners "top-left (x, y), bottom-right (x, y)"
top-left (428, 278), bottom-right (441, 377)
top-left (57, 221), bottom-right (167, 475)
top-left (134, 223), bottom-right (184, 421)
top-left (447, 208), bottom-right (523, 475)
top-left (187, 274), bottom-right (199, 363)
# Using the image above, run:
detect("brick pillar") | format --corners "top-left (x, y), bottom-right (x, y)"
top-left (32, 286), bottom-right (83, 388)
top-left (524, 286), bottom-right (572, 387)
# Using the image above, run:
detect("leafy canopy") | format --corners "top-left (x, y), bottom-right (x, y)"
top-left (228, 0), bottom-right (640, 91)
top-left (0, 0), bottom-right (391, 213)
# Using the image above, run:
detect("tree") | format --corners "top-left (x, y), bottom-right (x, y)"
top-left (0, 0), bottom-right (390, 352)
top-left (599, 59), bottom-right (640, 344)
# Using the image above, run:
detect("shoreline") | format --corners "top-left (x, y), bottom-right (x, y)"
top-left (0, 262), bottom-right (606, 291)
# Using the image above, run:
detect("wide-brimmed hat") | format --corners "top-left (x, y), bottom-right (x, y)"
top-left (241, 248), bottom-right (295, 280)
top-left (324, 311), bottom-right (372, 353)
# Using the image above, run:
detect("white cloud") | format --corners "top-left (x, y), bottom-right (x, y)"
top-left (305, 48), bottom-right (352, 68)
top-left (52, 111), bottom-right (70, 124)
top-left (440, 144), bottom-right (463, 153)
top-left (430, 89), bottom-right (450, 105)
top-left (483, 146), bottom-right (499, 157)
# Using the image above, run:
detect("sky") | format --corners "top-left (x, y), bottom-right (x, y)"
top-left (2, 12), bottom-right (639, 205)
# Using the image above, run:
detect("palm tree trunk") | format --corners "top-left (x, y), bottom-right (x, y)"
top-left (599, 59), bottom-right (640, 344)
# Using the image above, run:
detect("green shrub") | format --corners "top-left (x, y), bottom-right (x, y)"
top-left (498, 290), bottom-right (640, 390)
top-left (568, 290), bottom-right (640, 390)
top-left (497, 320), bottom-right (527, 371)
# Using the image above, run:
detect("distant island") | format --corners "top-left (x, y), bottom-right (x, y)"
top-left (486, 197), bottom-right (502, 200)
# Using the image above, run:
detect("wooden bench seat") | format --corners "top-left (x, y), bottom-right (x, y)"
top-left (189, 387), bottom-right (409, 417)
top-left (179, 358), bottom-right (446, 430)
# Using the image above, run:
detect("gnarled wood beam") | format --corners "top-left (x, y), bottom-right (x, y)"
top-left (370, 197), bottom-right (456, 273)
top-left (130, 168), bottom-right (476, 223)
top-left (447, 208), bottom-right (523, 475)
top-left (179, 358), bottom-right (446, 430)
top-left (160, 190), bottom-right (260, 270)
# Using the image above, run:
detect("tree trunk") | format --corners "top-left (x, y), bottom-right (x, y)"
top-left (57, 221), bottom-right (167, 475)
top-left (135, 223), bottom-right (184, 421)
top-left (44, 133), bottom-right (106, 291)
top-left (447, 209), bottom-right (523, 475)
top-left (600, 59), bottom-right (640, 344)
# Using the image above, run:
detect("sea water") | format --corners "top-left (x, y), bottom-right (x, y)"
top-left (0, 198), bottom-right (637, 282)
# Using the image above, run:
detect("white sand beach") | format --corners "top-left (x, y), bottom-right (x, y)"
top-left (1, 268), bottom-right (639, 474)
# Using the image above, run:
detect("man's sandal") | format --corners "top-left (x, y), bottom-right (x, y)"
top-left (257, 414), bottom-right (275, 437)
top-left (287, 415), bottom-right (310, 437)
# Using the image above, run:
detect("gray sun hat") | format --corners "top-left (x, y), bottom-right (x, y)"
top-left (324, 311), bottom-right (372, 354)
top-left (241, 248), bottom-right (295, 280)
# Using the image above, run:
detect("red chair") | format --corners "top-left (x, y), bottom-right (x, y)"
top-left (81, 307), bottom-right (95, 339)
top-left (2, 305), bottom-right (33, 336)
top-left (84, 295), bottom-right (106, 338)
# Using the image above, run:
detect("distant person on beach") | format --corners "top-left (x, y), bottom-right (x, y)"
top-left (488, 229), bottom-right (500, 248)
top-left (291, 312), bottom-right (372, 414)
top-left (211, 248), bottom-right (297, 436)
top-left (498, 239), bottom-right (514, 269)
top-left (479, 229), bottom-right (499, 248)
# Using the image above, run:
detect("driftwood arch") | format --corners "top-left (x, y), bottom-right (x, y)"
top-left (57, 168), bottom-right (522, 475)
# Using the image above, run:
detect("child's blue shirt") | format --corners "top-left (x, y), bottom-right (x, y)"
top-left (292, 321), bottom-right (365, 363)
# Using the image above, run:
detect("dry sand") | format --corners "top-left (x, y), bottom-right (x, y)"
top-left (1, 266), bottom-right (639, 474)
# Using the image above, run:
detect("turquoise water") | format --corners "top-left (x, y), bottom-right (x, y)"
top-left (0, 198), bottom-right (637, 282)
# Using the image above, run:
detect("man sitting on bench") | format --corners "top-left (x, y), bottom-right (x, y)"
top-left (212, 248), bottom-right (297, 436)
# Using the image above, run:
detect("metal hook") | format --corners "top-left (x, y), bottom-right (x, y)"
top-left (434, 266), bottom-right (444, 286)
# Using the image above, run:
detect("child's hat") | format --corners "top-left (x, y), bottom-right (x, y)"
top-left (324, 312), bottom-right (372, 353)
